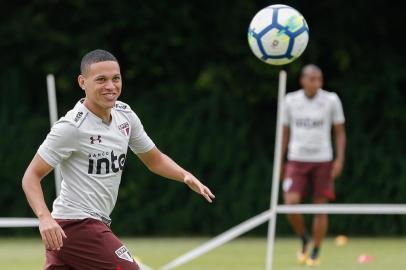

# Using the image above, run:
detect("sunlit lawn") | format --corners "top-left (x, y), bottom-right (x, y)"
top-left (1, 237), bottom-right (405, 269)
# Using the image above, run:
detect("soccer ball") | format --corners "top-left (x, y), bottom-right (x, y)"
top-left (248, 4), bottom-right (309, 65)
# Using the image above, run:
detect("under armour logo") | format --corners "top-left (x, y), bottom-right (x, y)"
top-left (90, 135), bottom-right (102, 144)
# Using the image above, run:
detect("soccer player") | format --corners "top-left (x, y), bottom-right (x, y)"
top-left (22, 49), bottom-right (215, 270)
top-left (281, 64), bottom-right (346, 266)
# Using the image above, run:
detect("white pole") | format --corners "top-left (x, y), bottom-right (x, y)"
top-left (46, 74), bottom-right (62, 195)
top-left (265, 70), bottom-right (287, 270)
top-left (0, 218), bottom-right (39, 228)
top-left (276, 204), bottom-right (406, 214)
top-left (139, 262), bottom-right (155, 270)
top-left (160, 210), bottom-right (272, 270)
top-left (157, 202), bottom-right (406, 270)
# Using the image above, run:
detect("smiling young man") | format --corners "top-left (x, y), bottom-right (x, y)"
top-left (22, 49), bottom-right (215, 270)
top-left (281, 64), bottom-right (346, 266)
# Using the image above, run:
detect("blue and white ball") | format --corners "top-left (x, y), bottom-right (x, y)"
top-left (248, 4), bottom-right (309, 65)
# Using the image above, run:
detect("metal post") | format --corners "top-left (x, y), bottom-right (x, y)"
top-left (265, 70), bottom-right (287, 270)
top-left (46, 74), bottom-right (62, 195)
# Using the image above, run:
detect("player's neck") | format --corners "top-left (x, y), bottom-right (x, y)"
top-left (303, 88), bottom-right (319, 99)
top-left (83, 99), bottom-right (112, 124)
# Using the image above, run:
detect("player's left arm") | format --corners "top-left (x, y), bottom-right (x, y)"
top-left (332, 123), bottom-right (346, 179)
top-left (137, 147), bottom-right (215, 203)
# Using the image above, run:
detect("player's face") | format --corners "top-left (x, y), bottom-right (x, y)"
top-left (78, 61), bottom-right (122, 110)
top-left (300, 70), bottom-right (323, 97)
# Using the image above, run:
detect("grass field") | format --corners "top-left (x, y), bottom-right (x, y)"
top-left (1, 237), bottom-right (405, 269)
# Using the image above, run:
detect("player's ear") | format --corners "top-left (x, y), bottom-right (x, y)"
top-left (78, 75), bottom-right (86, 91)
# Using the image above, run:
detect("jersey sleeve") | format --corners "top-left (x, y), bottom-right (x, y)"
top-left (128, 111), bottom-right (155, 154)
top-left (37, 121), bottom-right (78, 167)
top-left (331, 93), bottom-right (345, 124)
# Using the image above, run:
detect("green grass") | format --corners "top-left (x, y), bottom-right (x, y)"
top-left (1, 237), bottom-right (405, 269)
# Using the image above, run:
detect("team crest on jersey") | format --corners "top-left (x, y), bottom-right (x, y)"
top-left (118, 122), bottom-right (130, 136)
top-left (115, 245), bottom-right (134, 262)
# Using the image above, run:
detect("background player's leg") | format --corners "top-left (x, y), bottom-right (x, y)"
top-left (310, 197), bottom-right (328, 263)
top-left (312, 197), bottom-right (328, 248)
top-left (284, 192), bottom-right (310, 263)
top-left (308, 161), bottom-right (334, 264)
top-left (284, 193), bottom-right (306, 236)
top-left (283, 161), bottom-right (311, 262)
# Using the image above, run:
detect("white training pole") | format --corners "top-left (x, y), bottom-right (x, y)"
top-left (2, 204), bottom-right (404, 230)
top-left (139, 262), bottom-right (155, 270)
top-left (158, 204), bottom-right (406, 270)
top-left (160, 210), bottom-right (272, 270)
top-left (276, 204), bottom-right (406, 214)
top-left (46, 74), bottom-right (62, 195)
top-left (265, 70), bottom-right (287, 270)
top-left (0, 218), bottom-right (39, 228)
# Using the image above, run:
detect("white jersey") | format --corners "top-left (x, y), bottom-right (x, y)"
top-left (38, 99), bottom-right (155, 224)
top-left (282, 89), bottom-right (345, 162)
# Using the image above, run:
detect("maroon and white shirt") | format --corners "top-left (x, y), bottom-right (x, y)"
top-left (283, 89), bottom-right (345, 162)
top-left (38, 99), bottom-right (155, 224)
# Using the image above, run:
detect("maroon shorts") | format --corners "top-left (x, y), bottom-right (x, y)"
top-left (45, 218), bottom-right (139, 270)
top-left (283, 160), bottom-right (335, 200)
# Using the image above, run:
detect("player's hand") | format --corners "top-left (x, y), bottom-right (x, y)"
top-left (184, 174), bottom-right (215, 203)
top-left (38, 214), bottom-right (67, 251)
top-left (331, 160), bottom-right (343, 180)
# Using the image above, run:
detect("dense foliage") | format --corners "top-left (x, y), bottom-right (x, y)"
top-left (1, 0), bottom-right (405, 236)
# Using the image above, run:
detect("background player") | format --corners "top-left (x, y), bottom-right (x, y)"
top-left (22, 49), bottom-right (215, 270)
top-left (281, 64), bottom-right (346, 266)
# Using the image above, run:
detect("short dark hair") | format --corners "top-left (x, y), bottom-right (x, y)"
top-left (80, 49), bottom-right (118, 75)
top-left (301, 64), bottom-right (322, 77)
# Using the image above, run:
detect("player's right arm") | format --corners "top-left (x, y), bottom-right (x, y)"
top-left (281, 95), bottom-right (291, 180)
top-left (22, 119), bottom-right (76, 251)
top-left (281, 125), bottom-right (290, 159)
top-left (280, 125), bottom-right (290, 180)
top-left (22, 154), bottom-right (67, 251)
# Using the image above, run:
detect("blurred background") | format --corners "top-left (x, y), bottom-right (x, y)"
top-left (1, 0), bottom-right (405, 268)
